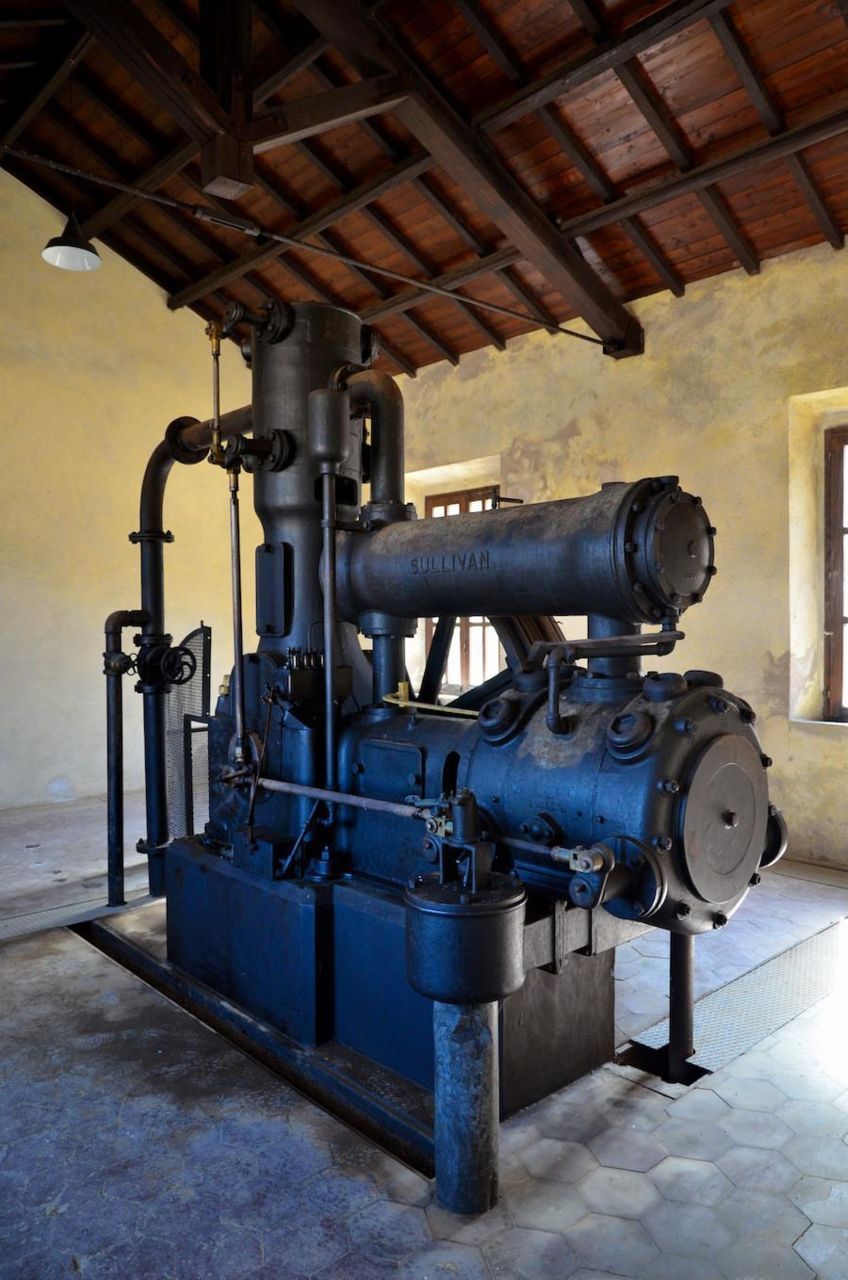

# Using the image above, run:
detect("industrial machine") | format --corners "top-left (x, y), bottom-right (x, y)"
top-left (103, 301), bottom-right (787, 1214)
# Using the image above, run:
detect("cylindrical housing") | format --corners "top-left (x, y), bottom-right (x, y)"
top-left (405, 875), bottom-right (527, 1004)
top-left (252, 303), bottom-right (364, 653)
top-left (433, 1000), bottom-right (499, 1215)
top-left (338, 477), bottom-right (715, 625)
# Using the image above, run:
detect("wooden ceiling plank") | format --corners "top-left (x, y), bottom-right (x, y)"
top-left (0, 16), bottom-right (69, 30)
top-left (786, 152), bottom-right (844, 249)
top-left (555, 106), bottom-right (848, 241)
top-left (710, 8), bottom-right (843, 251)
top-left (458, 0), bottom-right (682, 302)
top-left (613, 60), bottom-right (693, 173)
top-left (619, 215), bottom-right (685, 296)
top-left (295, 0), bottom-right (643, 355)
top-left (0, 27), bottom-right (92, 149)
top-left (64, 0), bottom-right (233, 142)
top-left (247, 75), bottom-right (410, 154)
top-left (570, 0), bottom-right (763, 275)
top-left (168, 151), bottom-right (433, 309)
top-left (477, 0), bottom-right (735, 135)
top-left (361, 245), bottom-right (521, 323)
top-left (696, 186), bottom-right (759, 274)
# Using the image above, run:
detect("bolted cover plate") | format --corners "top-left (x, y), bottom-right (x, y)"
top-left (680, 734), bottom-right (768, 905)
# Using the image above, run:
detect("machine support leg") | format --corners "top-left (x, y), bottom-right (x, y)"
top-left (668, 932), bottom-right (695, 1082)
top-left (433, 1001), bottom-right (499, 1215)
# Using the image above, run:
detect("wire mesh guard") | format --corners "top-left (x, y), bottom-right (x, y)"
top-left (165, 625), bottom-right (212, 839)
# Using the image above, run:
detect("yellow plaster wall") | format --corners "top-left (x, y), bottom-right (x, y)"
top-left (0, 173), bottom-right (255, 807)
top-left (398, 244), bottom-right (848, 868)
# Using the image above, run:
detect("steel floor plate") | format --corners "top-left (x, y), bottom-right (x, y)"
top-left (634, 920), bottom-right (848, 1071)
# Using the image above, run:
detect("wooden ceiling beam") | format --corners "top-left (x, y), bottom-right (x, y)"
top-left (168, 152), bottom-right (432, 308)
top-left (557, 105), bottom-right (848, 239)
top-left (64, 0), bottom-right (233, 143)
top-left (246, 75), bottom-right (409, 154)
top-left (477, 0), bottom-right (734, 134)
top-left (294, 0), bottom-right (643, 356)
top-left (0, 26), bottom-right (92, 150)
top-left (710, 8), bottom-right (843, 250)
top-left (254, 35), bottom-right (328, 107)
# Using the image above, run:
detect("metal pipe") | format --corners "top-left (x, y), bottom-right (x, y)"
top-left (341, 370), bottom-right (407, 703)
top-left (668, 932), bottom-right (695, 1082)
top-left (432, 1001), bottom-right (500, 1215)
top-left (228, 468), bottom-right (247, 764)
top-left (104, 610), bottom-right (149, 907)
top-left (345, 371), bottom-right (404, 508)
top-left (134, 407), bottom-right (252, 885)
top-left (588, 614), bottom-right (640, 678)
top-left (322, 469), bottom-right (338, 789)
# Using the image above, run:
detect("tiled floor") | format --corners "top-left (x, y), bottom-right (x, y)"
top-left (3, 797), bottom-right (848, 1278)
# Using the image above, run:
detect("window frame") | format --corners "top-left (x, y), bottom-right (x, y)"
top-left (424, 485), bottom-right (500, 695)
top-left (824, 425), bottom-right (848, 721)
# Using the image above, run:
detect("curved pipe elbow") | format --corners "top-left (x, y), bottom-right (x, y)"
top-left (344, 370), bottom-right (405, 508)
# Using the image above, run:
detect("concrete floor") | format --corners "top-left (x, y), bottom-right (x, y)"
top-left (4, 796), bottom-right (848, 1278)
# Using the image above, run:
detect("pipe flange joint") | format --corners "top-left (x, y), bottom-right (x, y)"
top-left (358, 610), bottom-right (417, 639)
top-left (165, 416), bottom-right (206, 465)
top-left (129, 529), bottom-right (174, 544)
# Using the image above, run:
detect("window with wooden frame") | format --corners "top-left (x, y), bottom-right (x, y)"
top-left (824, 425), bottom-right (848, 721)
top-left (424, 486), bottom-right (505, 698)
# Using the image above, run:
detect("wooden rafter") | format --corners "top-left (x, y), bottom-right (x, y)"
top-left (569, 0), bottom-right (758, 276)
top-left (167, 152), bottom-right (433, 308)
top-left (709, 8), bottom-right (843, 250)
top-left (294, 0), bottom-right (644, 355)
top-left (0, 26), bottom-right (93, 149)
top-left (476, 0), bottom-right (734, 134)
top-left (454, 0), bottom-right (684, 298)
top-left (555, 106), bottom-right (848, 240)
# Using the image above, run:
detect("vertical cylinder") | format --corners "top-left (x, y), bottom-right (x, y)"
top-left (433, 1001), bottom-right (499, 1215)
top-left (322, 469), bottom-right (338, 790)
top-left (668, 932), bottom-right (695, 1082)
top-left (587, 614), bottom-right (640, 678)
top-left (106, 672), bottom-right (124, 907)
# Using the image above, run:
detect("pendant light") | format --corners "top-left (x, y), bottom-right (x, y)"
top-left (41, 212), bottom-right (101, 271)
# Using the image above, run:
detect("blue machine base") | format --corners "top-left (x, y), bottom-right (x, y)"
top-left (166, 839), bottom-right (615, 1114)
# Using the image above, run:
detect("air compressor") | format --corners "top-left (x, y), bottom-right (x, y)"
top-left (104, 300), bottom-right (786, 1213)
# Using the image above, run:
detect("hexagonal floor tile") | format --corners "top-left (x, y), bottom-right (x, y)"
top-left (483, 1225), bottom-right (578, 1279)
top-left (578, 1167), bottom-right (662, 1219)
top-left (346, 1200), bottom-right (431, 1262)
top-left (642, 1201), bottom-right (734, 1258)
top-left (717, 1146), bottom-right (799, 1194)
top-left (652, 1117), bottom-right (734, 1163)
top-left (717, 1239), bottom-right (815, 1280)
top-left (649, 1155), bottom-right (732, 1207)
top-left (587, 1129), bottom-right (667, 1173)
top-left (666, 1088), bottom-right (732, 1125)
top-left (794, 1224), bottom-right (848, 1280)
top-left (777, 1100), bottom-right (848, 1139)
top-left (717, 1109), bottom-right (792, 1150)
top-left (717, 1188), bottom-right (810, 1245)
top-left (505, 1178), bottom-right (588, 1233)
top-left (790, 1175), bottom-right (848, 1227)
top-left (399, 1240), bottom-right (491, 1280)
top-left (565, 1213), bottom-right (659, 1277)
top-left (710, 1077), bottom-right (787, 1112)
top-left (784, 1136), bottom-right (848, 1180)
top-left (523, 1137), bottom-right (599, 1183)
